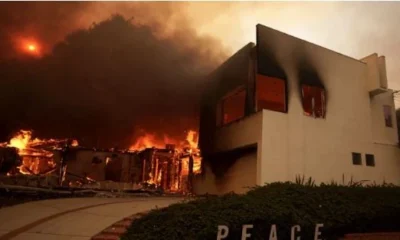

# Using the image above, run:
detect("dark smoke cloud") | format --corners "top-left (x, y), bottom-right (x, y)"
top-left (0, 2), bottom-right (228, 148)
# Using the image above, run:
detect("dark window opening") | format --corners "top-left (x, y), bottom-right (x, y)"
top-left (352, 152), bottom-right (362, 165)
top-left (216, 87), bottom-right (246, 126)
top-left (383, 105), bottom-right (393, 127)
top-left (301, 85), bottom-right (326, 118)
top-left (366, 154), bottom-right (375, 167)
top-left (256, 74), bottom-right (286, 112)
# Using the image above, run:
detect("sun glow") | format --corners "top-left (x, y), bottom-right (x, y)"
top-left (27, 44), bottom-right (36, 52)
top-left (16, 37), bottom-right (41, 56)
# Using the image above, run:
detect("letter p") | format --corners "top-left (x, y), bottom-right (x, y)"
top-left (217, 225), bottom-right (229, 240)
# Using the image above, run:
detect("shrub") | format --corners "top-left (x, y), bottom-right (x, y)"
top-left (121, 182), bottom-right (400, 240)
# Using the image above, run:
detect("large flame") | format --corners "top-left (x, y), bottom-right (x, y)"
top-left (8, 130), bottom-right (31, 150)
top-left (186, 130), bottom-right (198, 149)
top-left (2, 130), bottom-right (78, 175)
top-left (129, 133), bottom-right (167, 151)
top-left (2, 129), bottom-right (200, 193)
top-left (131, 130), bottom-right (202, 190)
top-left (129, 130), bottom-right (199, 152)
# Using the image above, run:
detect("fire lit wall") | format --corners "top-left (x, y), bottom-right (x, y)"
top-left (65, 150), bottom-right (107, 181)
top-left (105, 153), bottom-right (141, 183)
top-left (199, 43), bottom-right (255, 156)
top-left (58, 149), bottom-right (141, 183)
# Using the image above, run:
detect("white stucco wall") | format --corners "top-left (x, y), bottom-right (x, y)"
top-left (361, 53), bottom-right (384, 92)
top-left (259, 94), bottom-right (400, 185)
top-left (204, 27), bottom-right (400, 192)
top-left (214, 112), bottom-right (263, 184)
top-left (255, 27), bottom-right (400, 186)
top-left (213, 112), bottom-right (263, 152)
top-left (370, 91), bottom-right (398, 145)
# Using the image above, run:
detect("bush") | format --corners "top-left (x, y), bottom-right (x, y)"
top-left (121, 182), bottom-right (400, 240)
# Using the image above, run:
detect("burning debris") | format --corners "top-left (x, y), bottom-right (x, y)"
top-left (128, 129), bottom-right (202, 193)
top-left (0, 129), bottom-right (202, 194)
top-left (0, 130), bottom-right (77, 176)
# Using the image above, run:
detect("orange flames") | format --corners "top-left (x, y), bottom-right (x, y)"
top-left (132, 130), bottom-right (202, 190)
top-left (185, 130), bottom-right (201, 174)
top-left (71, 140), bottom-right (79, 147)
top-left (185, 130), bottom-right (198, 149)
top-left (3, 129), bottom-right (200, 193)
top-left (8, 130), bottom-right (32, 150)
top-left (129, 133), bottom-right (167, 151)
top-left (129, 129), bottom-right (199, 152)
top-left (2, 130), bottom-right (78, 175)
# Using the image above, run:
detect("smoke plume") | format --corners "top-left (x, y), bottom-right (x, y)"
top-left (0, 2), bottom-right (228, 148)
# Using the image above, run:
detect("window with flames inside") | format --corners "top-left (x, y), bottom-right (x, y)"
top-left (256, 74), bottom-right (287, 113)
top-left (216, 87), bottom-right (246, 126)
top-left (301, 85), bottom-right (326, 118)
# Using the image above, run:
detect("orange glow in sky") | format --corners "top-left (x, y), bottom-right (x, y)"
top-left (27, 44), bottom-right (36, 51)
top-left (16, 37), bottom-right (41, 56)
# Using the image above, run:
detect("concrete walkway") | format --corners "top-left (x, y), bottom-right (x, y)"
top-left (0, 197), bottom-right (184, 240)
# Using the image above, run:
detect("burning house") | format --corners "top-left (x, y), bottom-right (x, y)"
top-left (195, 24), bottom-right (400, 195)
top-left (0, 130), bottom-right (202, 193)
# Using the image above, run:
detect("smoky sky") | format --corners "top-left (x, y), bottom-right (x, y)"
top-left (3, 2), bottom-right (400, 148)
top-left (0, 2), bottom-right (228, 148)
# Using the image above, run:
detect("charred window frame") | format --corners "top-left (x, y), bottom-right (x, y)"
top-left (301, 85), bottom-right (326, 118)
top-left (216, 86), bottom-right (246, 126)
top-left (383, 105), bottom-right (393, 128)
top-left (255, 74), bottom-right (287, 113)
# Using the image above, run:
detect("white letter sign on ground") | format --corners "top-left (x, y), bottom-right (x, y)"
top-left (291, 225), bottom-right (301, 240)
top-left (269, 224), bottom-right (278, 240)
top-left (217, 225), bottom-right (229, 240)
top-left (314, 224), bottom-right (324, 240)
top-left (241, 224), bottom-right (253, 240)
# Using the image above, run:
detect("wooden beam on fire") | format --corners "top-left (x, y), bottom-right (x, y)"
top-left (188, 154), bottom-right (194, 193)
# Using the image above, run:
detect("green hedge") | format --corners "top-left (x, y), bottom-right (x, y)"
top-left (121, 182), bottom-right (400, 240)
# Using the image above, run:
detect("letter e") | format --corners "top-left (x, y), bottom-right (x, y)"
top-left (241, 224), bottom-right (253, 240)
top-left (314, 224), bottom-right (323, 240)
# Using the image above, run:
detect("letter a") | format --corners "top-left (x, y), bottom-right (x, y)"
top-left (269, 224), bottom-right (278, 240)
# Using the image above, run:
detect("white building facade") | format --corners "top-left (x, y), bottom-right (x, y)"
top-left (194, 24), bottom-right (400, 195)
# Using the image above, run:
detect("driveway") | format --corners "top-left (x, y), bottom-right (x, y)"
top-left (0, 197), bottom-right (184, 240)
